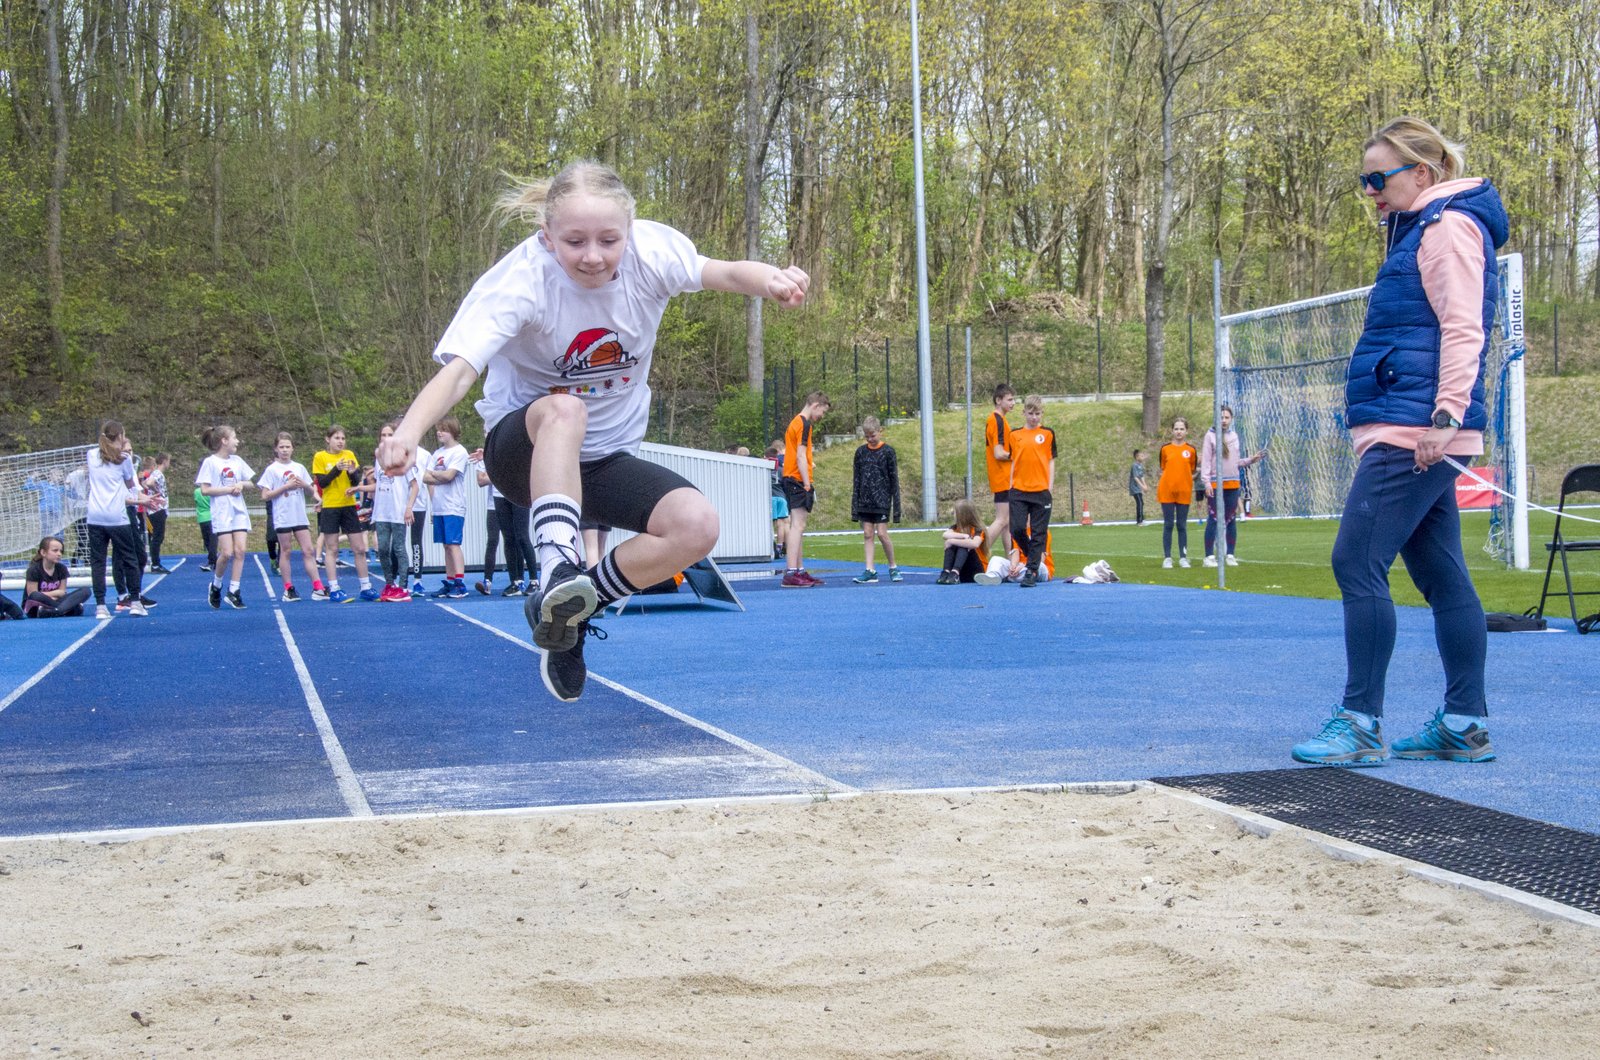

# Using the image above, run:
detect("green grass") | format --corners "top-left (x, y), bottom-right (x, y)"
top-left (803, 509), bottom-right (1597, 617)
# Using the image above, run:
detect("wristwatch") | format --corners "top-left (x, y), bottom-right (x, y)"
top-left (1431, 409), bottom-right (1461, 430)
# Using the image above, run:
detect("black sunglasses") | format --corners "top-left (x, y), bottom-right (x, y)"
top-left (1358, 163), bottom-right (1417, 192)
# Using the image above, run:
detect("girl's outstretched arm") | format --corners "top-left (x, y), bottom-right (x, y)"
top-left (700, 261), bottom-right (809, 308)
top-left (381, 358), bottom-right (479, 475)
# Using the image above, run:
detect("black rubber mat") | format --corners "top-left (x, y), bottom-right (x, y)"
top-left (1152, 768), bottom-right (1600, 916)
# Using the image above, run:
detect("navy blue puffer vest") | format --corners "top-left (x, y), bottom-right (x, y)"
top-left (1345, 180), bottom-right (1509, 431)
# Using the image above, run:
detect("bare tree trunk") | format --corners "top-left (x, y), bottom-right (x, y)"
top-left (1142, 59), bottom-right (1173, 437)
top-left (744, 9), bottom-right (764, 393)
top-left (43, 0), bottom-right (70, 371)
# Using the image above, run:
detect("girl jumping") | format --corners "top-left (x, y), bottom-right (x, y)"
top-left (379, 161), bottom-right (808, 702)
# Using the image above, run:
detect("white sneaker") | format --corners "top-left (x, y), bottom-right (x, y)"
top-left (974, 571), bottom-right (1002, 585)
top-left (95, 604), bottom-right (111, 620)
top-left (129, 600), bottom-right (148, 617)
top-left (1226, 554), bottom-right (1239, 566)
top-left (1178, 557), bottom-right (1191, 568)
top-left (1162, 557), bottom-right (1173, 569)
top-left (1203, 555), bottom-right (1218, 567)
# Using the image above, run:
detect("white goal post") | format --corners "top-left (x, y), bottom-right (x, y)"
top-left (1214, 253), bottom-right (1528, 569)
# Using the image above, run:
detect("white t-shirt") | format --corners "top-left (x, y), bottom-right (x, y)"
top-left (373, 465), bottom-right (419, 525)
top-left (85, 451), bottom-right (136, 526)
top-left (432, 220), bottom-right (709, 459)
top-left (412, 446), bottom-right (432, 511)
top-left (196, 454), bottom-right (256, 533)
top-left (258, 460), bottom-right (313, 528)
top-left (427, 444), bottom-right (471, 518)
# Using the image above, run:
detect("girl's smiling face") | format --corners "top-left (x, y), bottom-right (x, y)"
top-left (543, 193), bottom-right (630, 289)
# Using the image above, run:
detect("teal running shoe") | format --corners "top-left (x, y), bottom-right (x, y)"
top-left (852, 569), bottom-right (879, 584)
top-left (1291, 709), bottom-right (1388, 766)
top-left (1392, 710), bottom-right (1496, 762)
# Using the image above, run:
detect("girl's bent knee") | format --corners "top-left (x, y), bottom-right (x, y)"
top-left (526, 393), bottom-right (587, 431)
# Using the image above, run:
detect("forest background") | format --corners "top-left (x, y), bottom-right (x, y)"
top-left (3, 0), bottom-right (1598, 503)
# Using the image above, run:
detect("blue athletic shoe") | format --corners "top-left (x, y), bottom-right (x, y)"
top-left (411, 580), bottom-right (426, 595)
top-left (1392, 710), bottom-right (1496, 762)
top-left (357, 587), bottom-right (382, 602)
top-left (327, 588), bottom-right (352, 604)
top-left (1291, 709), bottom-right (1388, 766)
top-left (429, 583), bottom-right (455, 598)
top-left (446, 583), bottom-right (468, 599)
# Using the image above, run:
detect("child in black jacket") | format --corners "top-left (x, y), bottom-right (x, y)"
top-left (850, 417), bottom-right (902, 583)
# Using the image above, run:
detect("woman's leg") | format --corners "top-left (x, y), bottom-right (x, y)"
top-left (89, 524), bottom-right (111, 604)
top-left (1203, 493), bottom-right (1219, 555)
top-left (1174, 504), bottom-right (1189, 556)
top-left (1161, 503), bottom-right (1175, 558)
top-left (147, 510), bottom-right (167, 567)
top-left (1399, 485), bottom-right (1487, 717)
top-left (1223, 487), bottom-right (1240, 554)
top-left (482, 504), bottom-right (503, 583)
top-left (956, 547), bottom-right (984, 582)
top-left (942, 544), bottom-right (961, 571)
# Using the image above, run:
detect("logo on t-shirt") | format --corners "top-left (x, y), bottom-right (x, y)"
top-left (219, 465), bottom-right (237, 482)
top-left (555, 327), bottom-right (639, 380)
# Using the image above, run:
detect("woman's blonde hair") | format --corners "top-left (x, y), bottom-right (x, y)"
top-left (494, 161), bottom-right (637, 231)
top-left (1365, 117), bottom-right (1466, 183)
top-left (952, 497), bottom-right (980, 531)
top-left (96, 420), bottom-right (125, 465)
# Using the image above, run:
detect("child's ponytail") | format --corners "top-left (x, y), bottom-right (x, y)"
top-left (200, 425), bottom-right (234, 453)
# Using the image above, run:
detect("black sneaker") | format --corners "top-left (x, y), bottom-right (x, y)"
top-left (501, 580), bottom-right (525, 597)
top-left (934, 570), bottom-right (957, 585)
top-left (150, 564), bottom-right (172, 574)
top-left (208, 584), bottom-right (222, 610)
top-left (524, 563), bottom-right (598, 652)
top-left (138, 595), bottom-right (157, 608)
top-left (199, 564), bottom-right (213, 572)
top-left (225, 590), bottom-right (245, 609)
top-left (282, 586), bottom-right (302, 602)
top-left (1020, 568), bottom-right (1038, 588)
top-left (539, 622), bottom-right (606, 702)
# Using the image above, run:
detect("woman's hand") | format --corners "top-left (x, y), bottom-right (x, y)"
top-left (1415, 426), bottom-right (1457, 468)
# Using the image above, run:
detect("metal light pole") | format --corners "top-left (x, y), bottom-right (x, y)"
top-left (909, 0), bottom-right (937, 521)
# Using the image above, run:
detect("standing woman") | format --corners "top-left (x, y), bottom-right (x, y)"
top-left (85, 421), bottom-right (155, 619)
top-left (1293, 117), bottom-right (1507, 766)
top-left (1199, 405), bottom-right (1266, 566)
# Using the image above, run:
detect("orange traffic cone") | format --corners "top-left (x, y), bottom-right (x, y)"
top-left (1081, 500), bottom-right (1093, 526)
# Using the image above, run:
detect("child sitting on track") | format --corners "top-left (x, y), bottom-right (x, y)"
top-left (937, 498), bottom-right (989, 584)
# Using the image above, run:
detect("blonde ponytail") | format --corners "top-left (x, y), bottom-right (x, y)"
top-left (1366, 117), bottom-right (1466, 182)
top-left (493, 161), bottom-right (636, 231)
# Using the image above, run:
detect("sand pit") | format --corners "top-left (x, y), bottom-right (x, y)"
top-left (3, 788), bottom-right (1598, 1057)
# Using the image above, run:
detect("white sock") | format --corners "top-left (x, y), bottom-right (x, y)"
top-left (1344, 709), bottom-right (1378, 731)
top-left (228, 580), bottom-right (240, 593)
top-left (359, 576), bottom-right (372, 591)
top-left (211, 574), bottom-right (222, 588)
top-left (1442, 712), bottom-right (1482, 732)
top-left (531, 494), bottom-right (582, 591)
top-left (329, 580), bottom-right (341, 592)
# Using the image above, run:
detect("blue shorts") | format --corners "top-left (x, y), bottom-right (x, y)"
top-left (772, 495), bottom-right (789, 520)
top-left (432, 514), bottom-right (464, 546)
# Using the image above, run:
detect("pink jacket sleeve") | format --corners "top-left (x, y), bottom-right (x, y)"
top-left (1416, 211), bottom-right (1488, 422)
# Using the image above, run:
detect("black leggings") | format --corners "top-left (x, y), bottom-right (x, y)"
top-left (1132, 493), bottom-right (1145, 524)
top-left (485, 496), bottom-right (536, 583)
top-left (199, 519), bottom-right (218, 567)
top-left (146, 510), bottom-right (167, 567)
top-left (1008, 495), bottom-right (1051, 573)
top-left (89, 522), bottom-right (142, 604)
top-left (28, 587), bottom-right (90, 617)
top-left (1162, 502), bottom-right (1190, 559)
top-left (114, 505), bottom-right (148, 596)
top-left (1204, 487), bottom-right (1240, 556)
top-left (409, 513), bottom-right (426, 580)
top-left (942, 545), bottom-right (985, 583)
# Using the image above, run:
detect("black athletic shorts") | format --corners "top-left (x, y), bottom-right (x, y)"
top-left (318, 506), bottom-right (363, 536)
top-left (485, 407), bottom-right (695, 533)
top-left (992, 489), bottom-right (1011, 504)
top-left (780, 476), bottom-right (814, 512)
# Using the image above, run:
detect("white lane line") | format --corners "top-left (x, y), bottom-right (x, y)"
top-left (252, 554), bottom-right (278, 600)
top-left (435, 604), bottom-right (855, 793)
top-left (273, 609), bottom-right (372, 816)
top-left (0, 621), bottom-right (111, 716)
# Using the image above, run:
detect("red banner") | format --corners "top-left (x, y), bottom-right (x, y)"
top-left (1455, 467), bottom-right (1498, 509)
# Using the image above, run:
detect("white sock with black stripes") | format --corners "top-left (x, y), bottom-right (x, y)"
top-left (588, 551), bottom-right (641, 609)
top-left (531, 494), bottom-right (582, 592)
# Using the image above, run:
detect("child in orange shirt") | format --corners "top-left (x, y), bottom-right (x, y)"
top-left (1006, 395), bottom-right (1056, 588)
top-left (1156, 417), bottom-right (1198, 568)
top-left (982, 383), bottom-right (1016, 551)
top-left (780, 392), bottom-right (831, 587)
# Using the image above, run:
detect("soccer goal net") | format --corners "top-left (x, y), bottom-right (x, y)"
top-left (1216, 253), bottom-right (1528, 569)
top-left (1, 445), bottom-right (93, 576)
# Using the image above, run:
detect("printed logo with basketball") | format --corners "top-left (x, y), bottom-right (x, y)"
top-left (555, 327), bottom-right (639, 381)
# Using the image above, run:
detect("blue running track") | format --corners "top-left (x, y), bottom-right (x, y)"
top-left (2, 556), bottom-right (1597, 839)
